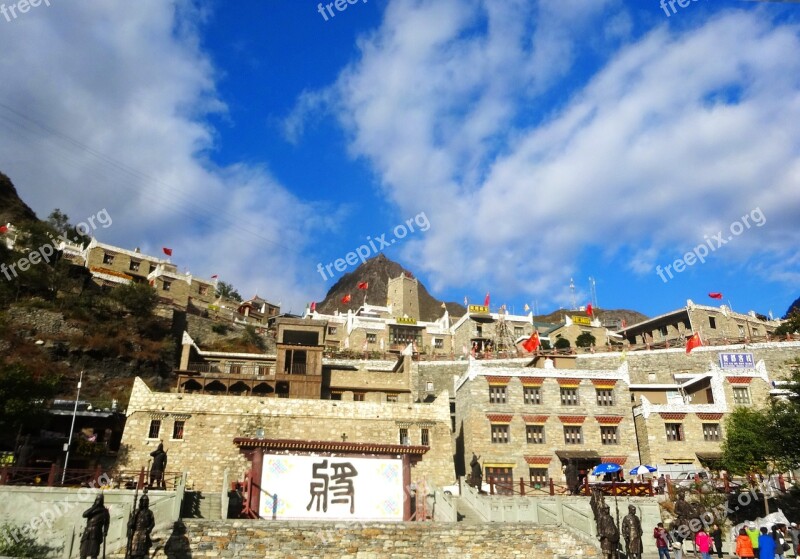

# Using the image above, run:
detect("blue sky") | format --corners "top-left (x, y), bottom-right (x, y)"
top-left (0, 0), bottom-right (799, 318)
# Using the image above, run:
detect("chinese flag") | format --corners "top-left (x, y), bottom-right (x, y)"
top-left (708, 292), bottom-right (723, 300)
top-left (162, 247), bottom-right (173, 256)
top-left (0, 225), bottom-right (7, 234)
top-left (484, 292), bottom-right (490, 307)
top-left (686, 332), bottom-right (703, 354)
top-left (357, 281), bottom-right (369, 290)
top-left (586, 303), bottom-right (593, 317)
top-left (522, 331), bottom-right (540, 353)
top-left (341, 294), bottom-right (352, 304)
top-left (310, 301), bottom-right (316, 312)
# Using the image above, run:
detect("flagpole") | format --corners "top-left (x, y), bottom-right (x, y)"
top-left (62, 370), bottom-right (83, 485)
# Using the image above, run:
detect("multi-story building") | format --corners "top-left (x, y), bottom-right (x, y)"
top-left (454, 358), bottom-right (638, 492)
top-left (119, 317), bottom-right (454, 521)
top-left (619, 300), bottom-right (781, 348)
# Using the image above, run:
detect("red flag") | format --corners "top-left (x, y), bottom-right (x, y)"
top-left (586, 303), bottom-right (593, 317)
top-left (484, 292), bottom-right (490, 307)
top-left (708, 292), bottom-right (723, 300)
top-left (211, 274), bottom-right (218, 279)
top-left (0, 225), bottom-right (7, 234)
top-left (341, 294), bottom-right (351, 304)
top-left (522, 331), bottom-right (541, 353)
top-left (357, 281), bottom-right (369, 290)
top-left (686, 332), bottom-right (702, 354)
top-left (310, 301), bottom-right (316, 312)
top-left (162, 247), bottom-right (173, 256)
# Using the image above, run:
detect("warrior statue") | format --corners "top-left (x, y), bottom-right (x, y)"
top-left (127, 493), bottom-right (155, 559)
top-left (621, 504), bottom-right (644, 559)
top-left (80, 494), bottom-right (109, 559)
top-left (597, 503), bottom-right (620, 559)
top-left (564, 459), bottom-right (579, 495)
top-left (469, 453), bottom-right (483, 490)
top-left (149, 442), bottom-right (168, 489)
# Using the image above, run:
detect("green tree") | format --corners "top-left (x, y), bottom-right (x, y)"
top-left (554, 337), bottom-right (571, 350)
top-left (112, 282), bottom-right (157, 318)
top-left (721, 406), bottom-right (773, 475)
top-left (215, 281), bottom-right (242, 302)
top-left (0, 363), bottom-right (60, 435)
top-left (575, 332), bottom-right (596, 348)
top-left (775, 311), bottom-right (800, 337)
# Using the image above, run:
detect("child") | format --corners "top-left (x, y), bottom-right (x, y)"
top-left (696, 527), bottom-right (712, 559)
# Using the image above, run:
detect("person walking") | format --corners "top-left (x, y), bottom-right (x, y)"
top-left (788, 523), bottom-right (800, 559)
top-left (711, 524), bottom-right (723, 558)
top-left (746, 523), bottom-right (761, 559)
top-left (654, 522), bottom-right (672, 559)
top-left (696, 528), bottom-right (713, 559)
top-left (774, 525), bottom-right (788, 559)
top-left (759, 527), bottom-right (776, 559)
top-left (736, 528), bottom-right (755, 559)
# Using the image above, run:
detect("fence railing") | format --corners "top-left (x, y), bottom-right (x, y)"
top-left (0, 465), bottom-right (184, 491)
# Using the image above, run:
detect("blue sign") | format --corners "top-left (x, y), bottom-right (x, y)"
top-left (718, 353), bottom-right (755, 369)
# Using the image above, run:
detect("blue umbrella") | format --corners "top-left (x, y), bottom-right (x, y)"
top-left (629, 465), bottom-right (657, 475)
top-left (592, 462), bottom-right (622, 475)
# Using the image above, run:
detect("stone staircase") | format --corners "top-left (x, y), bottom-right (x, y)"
top-left (197, 491), bottom-right (222, 520)
top-left (452, 495), bottom-right (485, 525)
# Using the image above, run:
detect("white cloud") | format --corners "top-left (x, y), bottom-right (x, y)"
top-left (293, 3), bottom-right (800, 303)
top-left (0, 0), bottom-right (324, 311)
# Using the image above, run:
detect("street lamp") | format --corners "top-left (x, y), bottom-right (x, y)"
top-left (61, 371), bottom-right (83, 485)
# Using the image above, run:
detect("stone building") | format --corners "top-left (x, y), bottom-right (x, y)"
top-left (620, 300), bottom-right (781, 348)
top-left (119, 317), bottom-right (455, 520)
top-left (545, 313), bottom-right (615, 349)
top-left (454, 358), bottom-right (638, 491)
top-left (450, 305), bottom-right (538, 357)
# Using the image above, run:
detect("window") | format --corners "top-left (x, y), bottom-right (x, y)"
top-left (596, 389), bottom-right (614, 406)
top-left (399, 428), bottom-right (409, 445)
top-left (665, 423), bottom-right (684, 441)
top-left (524, 387), bottom-right (542, 405)
top-left (162, 280), bottom-right (171, 291)
top-left (738, 325), bottom-right (745, 337)
top-left (485, 467), bottom-right (513, 495)
top-left (327, 326), bottom-right (337, 335)
top-left (172, 420), bottom-right (185, 440)
top-left (421, 428), bottom-right (430, 446)
top-left (434, 338), bottom-right (443, 349)
top-left (660, 326), bottom-right (668, 338)
top-left (491, 424), bottom-right (509, 444)
top-left (489, 386), bottom-right (507, 404)
top-left (600, 426), bottom-right (618, 445)
top-left (103, 253), bottom-right (114, 265)
top-left (129, 260), bottom-right (140, 272)
top-left (230, 363), bottom-right (242, 375)
top-left (560, 388), bottom-right (579, 406)
top-left (732, 387), bottom-right (751, 405)
top-left (563, 426), bottom-right (582, 444)
top-left (529, 468), bottom-right (548, 487)
top-left (752, 327), bottom-right (759, 336)
top-left (258, 365), bottom-right (270, 376)
top-left (709, 316), bottom-right (717, 329)
top-left (514, 327), bottom-right (524, 336)
top-left (703, 423), bottom-right (721, 441)
top-left (353, 392), bottom-right (365, 402)
top-left (147, 419), bottom-right (161, 439)
top-left (425, 381), bottom-right (434, 392)
top-left (386, 394), bottom-right (398, 403)
top-left (149, 264), bottom-right (157, 273)
top-left (366, 333), bottom-right (377, 344)
top-left (526, 425), bottom-right (545, 444)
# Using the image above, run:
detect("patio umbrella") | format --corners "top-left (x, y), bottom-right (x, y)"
top-left (629, 465), bottom-right (657, 475)
top-left (592, 463), bottom-right (622, 475)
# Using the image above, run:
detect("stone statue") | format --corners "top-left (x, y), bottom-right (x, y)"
top-left (149, 442), bottom-right (167, 489)
top-left (564, 460), bottom-right (579, 495)
top-left (590, 486), bottom-right (606, 525)
top-left (79, 494), bottom-right (109, 559)
top-left (127, 494), bottom-right (155, 559)
top-left (621, 504), bottom-right (644, 559)
top-left (597, 504), bottom-right (620, 559)
top-left (469, 453), bottom-right (482, 490)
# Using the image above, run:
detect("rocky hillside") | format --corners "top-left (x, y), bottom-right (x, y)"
top-left (316, 254), bottom-right (466, 321)
top-left (0, 171), bottom-right (38, 226)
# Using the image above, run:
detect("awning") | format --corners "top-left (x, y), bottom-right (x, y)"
top-left (555, 450), bottom-right (600, 460)
top-left (696, 452), bottom-right (723, 461)
top-left (664, 458), bottom-right (695, 464)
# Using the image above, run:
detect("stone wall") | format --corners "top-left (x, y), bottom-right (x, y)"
top-left (141, 519), bottom-right (601, 559)
top-left (118, 378), bottom-right (454, 492)
top-left (575, 341), bottom-right (800, 383)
